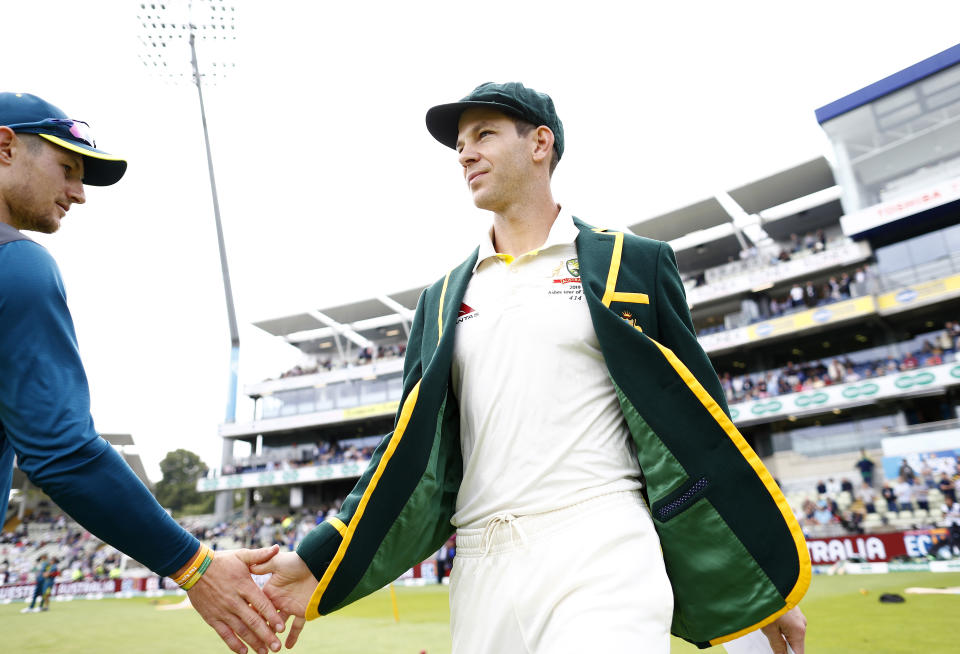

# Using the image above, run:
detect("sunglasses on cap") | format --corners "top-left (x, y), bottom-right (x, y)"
top-left (5, 118), bottom-right (96, 148)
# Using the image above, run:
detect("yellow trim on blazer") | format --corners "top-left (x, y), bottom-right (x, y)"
top-left (610, 291), bottom-right (649, 305)
top-left (647, 337), bottom-right (811, 645)
top-left (325, 517), bottom-right (347, 537)
top-left (437, 271), bottom-right (451, 343)
top-left (600, 231), bottom-right (624, 307)
top-left (305, 381), bottom-right (423, 619)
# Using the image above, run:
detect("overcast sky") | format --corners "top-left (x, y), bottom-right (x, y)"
top-left (4, 0), bottom-right (959, 480)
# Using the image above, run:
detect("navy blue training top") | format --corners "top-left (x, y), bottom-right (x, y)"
top-left (0, 225), bottom-right (199, 576)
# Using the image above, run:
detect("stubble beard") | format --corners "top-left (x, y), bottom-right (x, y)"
top-left (5, 180), bottom-right (60, 234)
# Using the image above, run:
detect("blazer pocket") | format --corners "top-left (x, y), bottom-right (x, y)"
top-left (652, 476), bottom-right (709, 522)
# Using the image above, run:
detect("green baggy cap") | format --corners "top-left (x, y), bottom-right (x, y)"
top-left (425, 81), bottom-right (563, 159)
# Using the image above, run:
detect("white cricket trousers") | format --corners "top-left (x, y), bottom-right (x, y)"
top-left (449, 490), bottom-right (674, 654)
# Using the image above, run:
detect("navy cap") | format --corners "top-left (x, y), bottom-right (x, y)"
top-left (426, 82), bottom-right (564, 160)
top-left (0, 92), bottom-right (126, 186)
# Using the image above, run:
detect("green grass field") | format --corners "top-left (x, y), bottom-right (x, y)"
top-left (1, 572), bottom-right (957, 653)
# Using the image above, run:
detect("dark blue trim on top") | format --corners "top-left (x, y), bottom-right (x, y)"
top-left (815, 43), bottom-right (960, 124)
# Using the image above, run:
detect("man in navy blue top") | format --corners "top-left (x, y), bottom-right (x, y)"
top-left (0, 92), bottom-right (286, 654)
top-left (21, 553), bottom-right (49, 613)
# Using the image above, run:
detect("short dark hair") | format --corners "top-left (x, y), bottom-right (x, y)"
top-left (512, 117), bottom-right (559, 176)
top-left (17, 132), bottom-right (44, 153)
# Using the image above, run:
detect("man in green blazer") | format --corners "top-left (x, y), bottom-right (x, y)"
top-left (254, 82), bottom-right (809, 653)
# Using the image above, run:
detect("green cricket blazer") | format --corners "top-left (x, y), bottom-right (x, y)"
top-left (296, 217), bottom-right (810, 648)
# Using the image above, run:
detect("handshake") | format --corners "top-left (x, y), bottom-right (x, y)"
top-left (184, 545), bottom-right (318, 654)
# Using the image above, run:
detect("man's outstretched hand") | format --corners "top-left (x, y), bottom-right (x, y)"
top-left (250, 550), bottom-right (319, 649)
top-left (760, 607), bottom-right (807, 654)
top-left (187, 545), bottom-right (286, 654)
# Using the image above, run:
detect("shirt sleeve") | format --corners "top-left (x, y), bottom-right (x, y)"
top-left (0, 241), bottom-right (199, 576)
top-left (654, 241), bottom-right (730, 415)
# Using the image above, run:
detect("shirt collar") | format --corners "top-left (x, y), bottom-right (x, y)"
top-left (474, 207), bottom-right (577, 272)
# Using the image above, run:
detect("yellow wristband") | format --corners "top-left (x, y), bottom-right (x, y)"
top-left (172, 545), bottom-right (210, 586)
top-left (180, 552), bottom-right (213, 591)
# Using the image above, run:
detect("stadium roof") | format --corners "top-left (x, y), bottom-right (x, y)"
top-left (254, 287), bottom-right (427, 354)
top-left (815, 42), bottom-right (960, 124)
top-left (257, 156), bottom-right (842, 342)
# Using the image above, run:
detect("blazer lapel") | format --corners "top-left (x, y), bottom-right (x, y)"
top-left (574, 217), bottom-right (620, 310)
top-left (425, 247), bottom-right (478, 371)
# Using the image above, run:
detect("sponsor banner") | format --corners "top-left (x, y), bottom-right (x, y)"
top-left (841, 177), bottom-right (960, 237)
top-left (843, 562), bottom-right (890, 574)
top-left (876, 274), bottom-right (960, 314)
top-left (198, 458), bottom-right (371, 492)
top-left (729, 361), bottom-right (960, 425)
top-left (746, 296), bottom-right (876, 341)
top-left (888, 562), bottom-right (936, 572)
top-left (700, 297), bottom-right (877, 354)
top-left (806, 533), bottom-right (907, 564)
top-left (688, 241), bottom-right (871, 308)
top-left (0, 579), bottom-right (120, 601)
top-left (806, 528), bottom-right (952, 564)
top-left (930, 560), bottom-right (960, 573)
top-left (342, 400), bottom-right (400, 420)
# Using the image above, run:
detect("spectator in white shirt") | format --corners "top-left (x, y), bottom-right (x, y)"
top-left (894, 477), bottom-right (914, 511)
top-left (855, 482), bottom-right (877, 513)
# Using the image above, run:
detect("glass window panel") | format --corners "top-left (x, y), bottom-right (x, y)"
top-left (278, 390), bottom-right (297, 416)
top-left (907, 231), bottom-right (948, 266)
top-left (296, 388), bottom-right (315, 414)
top-left (944, 224), bottom-right (960, 254)
top-left (875, 242), bottom-right (912, 274)
top-left (315, 386), bottom-right (335, 411)
top-left (337, 381), bottom-right (360, 408)
top-left (920, 64), bottom-right (960, 95)
top-left (361, 379), bottom-right (388, 404)
top-left (261, 395), bottom-right (282, 420)
top-left (387, 376), bottom-right (403, 399)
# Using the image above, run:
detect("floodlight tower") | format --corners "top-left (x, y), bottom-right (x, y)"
top-left (138, 0), bottom-right (240, 517)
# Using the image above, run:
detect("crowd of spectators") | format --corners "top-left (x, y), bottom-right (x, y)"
top-left (1, 503), bottom-right (348, 589)
top-left (188, 505), bottom-right (343, 552)
top-left (696, 266), bottom-right (871, 338)
top-left (792, 452), bottom-right (960, 540)
top-left (719, 320), bottom-right (960, 405)
top-left (222, 439), bottom-right (376, 476)
top-left (690, 230), bottom-right (840, 290)
top-left (277, 344), bottom-right (407, 380)
top-left (1, 514), bottom-right (124, 587)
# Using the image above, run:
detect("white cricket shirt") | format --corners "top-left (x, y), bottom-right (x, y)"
top-left (451, 211), bottom-right (642, 529)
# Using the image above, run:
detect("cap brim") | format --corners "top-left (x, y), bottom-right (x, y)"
top-left (39, 134), bottom-right (127, 186)
top-left (425, 101), bottom-right (524, 150)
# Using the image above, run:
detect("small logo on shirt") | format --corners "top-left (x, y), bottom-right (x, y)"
top-left (457, 303), bottom-right (479, 324)
top-left (620, 310), bottom-right (638, 327)
top-left (566, 258), bottom-right (580, 277)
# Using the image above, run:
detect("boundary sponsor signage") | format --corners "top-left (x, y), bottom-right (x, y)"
top-left (806, 528), bottom-right (951, 564)
top-left (728, 361), bottom-right (960, 425)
